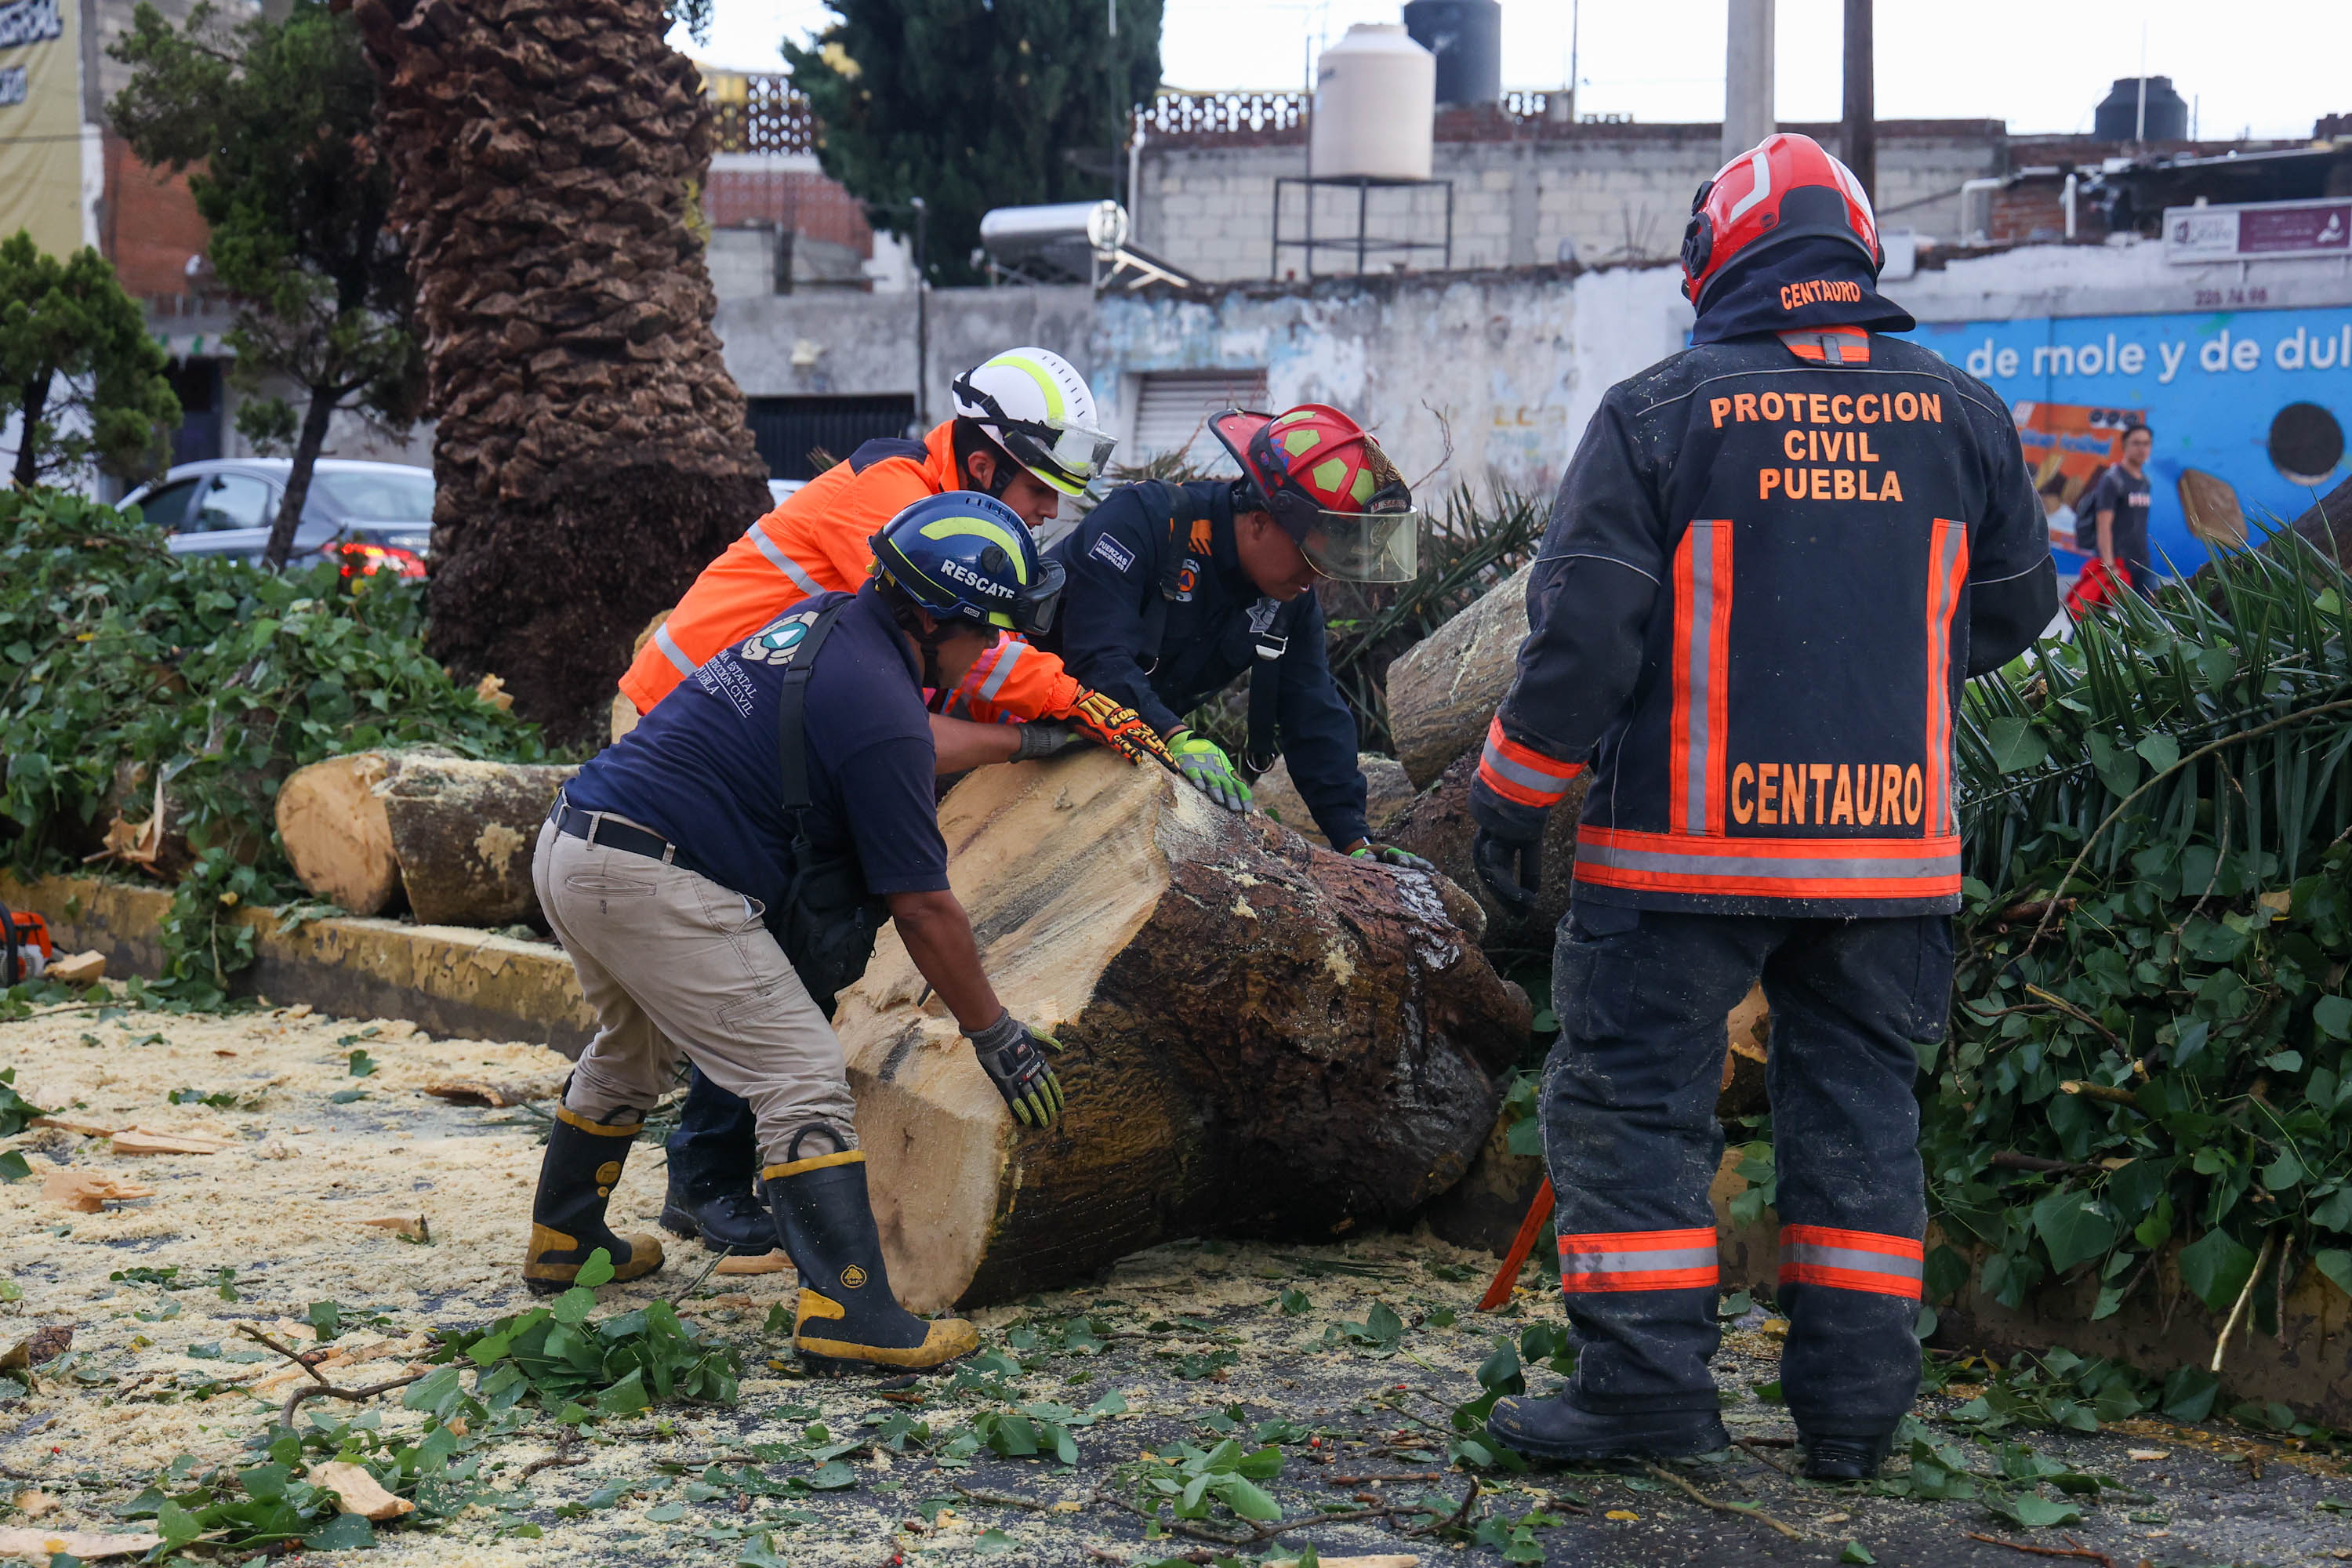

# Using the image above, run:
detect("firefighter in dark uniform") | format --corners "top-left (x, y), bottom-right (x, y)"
top-left (1040, 405), bottom-right (1430, 866)
top-left (1468, 133), bottom-right (2058, 1477)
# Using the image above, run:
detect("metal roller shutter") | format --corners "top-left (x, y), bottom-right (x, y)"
top-left (1130, 368), bottom-right (1269, 470)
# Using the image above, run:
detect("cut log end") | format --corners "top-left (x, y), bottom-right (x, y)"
top-left (276, 753), bottom-right (399, 916)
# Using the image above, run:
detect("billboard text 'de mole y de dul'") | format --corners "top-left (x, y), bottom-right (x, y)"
top-left (1913, 307), bottom-right (2352, 578)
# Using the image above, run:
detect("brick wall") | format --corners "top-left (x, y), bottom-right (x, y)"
top-left (100, 131), bottom-right (212, 307)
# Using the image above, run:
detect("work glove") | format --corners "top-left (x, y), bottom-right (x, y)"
top-left (967, 1010), bottom-right (1067, 1130)
top-left (1013, 721), bottom-right (1084, 760)
top-left (1069, 688), bottom-right (1179, 771)
top-left (1468, 770), bottom-right (1549, 916)
top-left (1348, 840), bottom-right (1436, 873)
top-left (1167, 728), bottom-right (1253, 812)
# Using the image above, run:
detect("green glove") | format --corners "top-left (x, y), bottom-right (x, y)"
top-left (1350, 841), bottom-right (1436, 872)
top-left (967, 1011), bottom-right (1067, 1129)
top-left (1167, 729), bottom-right (1253, 812)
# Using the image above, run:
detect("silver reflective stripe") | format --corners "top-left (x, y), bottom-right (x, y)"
top-left (977, 638), bottom-right (1025, 702)
top-left (749, 527), bottom-right (822, 598)
top-left (1480, 739), bottom-right (1567, 799)
top-left (652, 622), bottom-right (697, 677)
top-left (1681, 520), bottom-right (1722, 832)
top-left (1563, 1247), bottom-right (1718, 1276)
top-left (1576, 839), bottom-right (1959, 881)
top-left (1783, 1242), bottom-right (1923, 1282)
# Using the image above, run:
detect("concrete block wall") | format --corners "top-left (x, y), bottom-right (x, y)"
top-left (1138, 129), bottom-right (2005, 285)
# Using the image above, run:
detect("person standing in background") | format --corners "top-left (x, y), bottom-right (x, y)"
top-left (2078, 423), bottom-right (2155, 590)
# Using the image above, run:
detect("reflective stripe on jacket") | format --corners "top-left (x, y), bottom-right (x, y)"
top-left (617, 422), bottom-right (1082, 727)
top-left (1490, 326), bottom-right (2055, 917)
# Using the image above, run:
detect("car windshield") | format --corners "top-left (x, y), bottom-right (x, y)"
top-left (313, 469), bottom-right (435, 521)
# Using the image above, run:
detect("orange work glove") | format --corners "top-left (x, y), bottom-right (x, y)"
top-left (1068, 688), bottom-right (1180, 773)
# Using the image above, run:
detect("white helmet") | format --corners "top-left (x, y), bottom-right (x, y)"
top-left (950, 347), bottom-right (1116, 499)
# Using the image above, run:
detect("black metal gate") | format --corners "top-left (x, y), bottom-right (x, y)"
top-left (746, 394), bottom-right (918, 481)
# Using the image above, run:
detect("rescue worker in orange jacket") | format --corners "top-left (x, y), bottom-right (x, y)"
top-left (616, 347), bottom-right (1165, 767)
top-left (1469, 135), bottom-right (2057, 1477)
top-left (632, 348), bottom-right (1172, 1258)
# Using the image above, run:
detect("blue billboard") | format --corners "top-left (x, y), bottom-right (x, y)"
top-left (1907, 306), bottom-right (2352, 577)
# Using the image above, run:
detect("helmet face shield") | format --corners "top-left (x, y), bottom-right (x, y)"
top-left (1296, 503), bottom-right (1421, 583)
top-left (1009, 554), bottom-right (1067, 636)
top-left (1002, 419), bottom-right (1119, 496)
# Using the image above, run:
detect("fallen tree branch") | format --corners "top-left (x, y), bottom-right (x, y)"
top-left (236, 1325), bottom-right (424, 1430)
top-left (949, 1482), bottom-right (1061, 1512)
top-left (1641, 1462), bottom-right (1805, 1541)
top-left (2211, 1229), bottom-right (2279, 1374)
top-left (1987, 1150), bottom-right (2099, 1175)
top-left (1399, 1475), bottom-right (1483, 1536)
top-left (1962, 1532), bottom-right (2121, 1567)
top-left (517, 1431), bottom-right (586, 1482)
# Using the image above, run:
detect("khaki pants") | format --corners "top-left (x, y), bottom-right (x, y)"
top-left (533, 816), bottom-right (857, 1166)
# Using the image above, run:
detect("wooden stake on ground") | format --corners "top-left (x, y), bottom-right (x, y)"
top-left (1478, 1178), bottom-right (1554, 1311)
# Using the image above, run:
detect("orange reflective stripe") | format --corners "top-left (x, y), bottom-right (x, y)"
top-left (1558, 1228), bottom-right (1719, 1293)
top-left (1777, 1225), bottom-right (1922, 1298)
top-left (1923, 518), bottom-right (1969, 836)
top-left (1669, 521), bottom-right (1733, 834)
top-left (1477, 714), bottom-right (1582, 808)
top-left (1573, 826), bottom-right (1962, 901)
top-left (617, 424), bottom-right (957, 715)
top-left (938, 634), bottom-right (1083, 724)
top-left (1777, 326), bottom-right (1872, 365)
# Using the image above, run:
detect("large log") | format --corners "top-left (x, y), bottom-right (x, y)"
top-left (831, 750), bottom-right (1530, 1312)
top-left (1249, 753), bottom-right (1415, 848)
top-left (1383, 561), bottom-right (1533, 789)
top-left (1384, 747), bottom-right (1587, 951)
top-left (276, 751), bottom-right (576, 924)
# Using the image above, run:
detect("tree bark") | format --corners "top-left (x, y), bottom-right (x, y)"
top-left (351, 0), bottom-right (771, 746)
top-left (262, 383), bottom-right (339, 572)
top-left (276, 749), bottom-right (575, 924)
top-left (1384, 746), bottom-right (1588, 953)
top-left (1383, 561), bottom-right (1534, 789)
top-left (12, 369), bottom-right (49, 488)
top-left (831, 750), bottom-right (1530, 1312)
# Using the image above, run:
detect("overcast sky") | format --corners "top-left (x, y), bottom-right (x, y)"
top-left (677, 1), bottom-right (2349, 142)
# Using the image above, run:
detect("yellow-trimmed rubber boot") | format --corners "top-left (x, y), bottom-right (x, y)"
top-left (522, 1105), bottom-right (666, 1296)
top-left (764, 1148), bottom-right (978, 1372)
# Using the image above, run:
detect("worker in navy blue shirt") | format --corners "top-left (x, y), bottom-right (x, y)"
top-left (521, 494), bottom-right (1073, 1373)
top-left (1039, 403), bottom-right (1430, 866)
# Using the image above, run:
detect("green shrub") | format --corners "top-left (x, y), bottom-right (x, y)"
top-left (0, 487), bottom-right (553, 1001)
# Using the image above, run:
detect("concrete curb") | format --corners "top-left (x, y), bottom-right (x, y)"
top-left (1, 872), bottom-right (595, 1057)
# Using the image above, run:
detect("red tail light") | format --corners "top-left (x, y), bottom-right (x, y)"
top-left (322, 541), bottom-right (427, 579)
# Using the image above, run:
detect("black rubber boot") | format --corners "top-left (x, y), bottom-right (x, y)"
top-left (764, 1147), bottom-right (977, 1372)
top-left (661, 1179), bottom-right (776, 1255)
top-left (1799, 1431), bottom-right (1893, 1481)
top-left (521, 1105), bottom-right (666, 1296)
top-left (1486, 1391), bottom-right (1730, 1464)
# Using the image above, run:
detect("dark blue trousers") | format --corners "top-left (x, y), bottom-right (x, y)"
top-left (666, 1069), bottom-right (758, 1201)
top-left (1542, 902), bottom-right (1949, 1438)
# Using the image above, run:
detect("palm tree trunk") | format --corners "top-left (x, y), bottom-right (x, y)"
top-left (350, 0), bottom-right (769, 744)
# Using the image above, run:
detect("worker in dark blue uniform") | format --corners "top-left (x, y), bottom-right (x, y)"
top-left (526, 493), bottom-right (1073, 1371)
top-left (1040, 404), bottom-right (1428, 865)
top-left (1468, 134), bottom-right (2058, 1478)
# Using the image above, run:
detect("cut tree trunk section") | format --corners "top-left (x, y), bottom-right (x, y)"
top-left (830, 751), bottom-right (1530, 1312)
top-left (276, 750), bottom-right (575, 925)
top-left (1383, 560), bottom-right (1532, 789)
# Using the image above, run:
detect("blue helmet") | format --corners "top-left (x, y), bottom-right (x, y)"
top-left (870, 492), bottom-right (1065, 636)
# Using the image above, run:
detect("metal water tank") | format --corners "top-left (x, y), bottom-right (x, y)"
top-left (1310, 24), bottom-right (1436, 182)
top-left (2093, 77), bottom-right (2188, 141)
top-left (1403, 0), bottom-right (1502, 109)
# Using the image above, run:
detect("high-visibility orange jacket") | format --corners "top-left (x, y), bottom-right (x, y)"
top-left (618, 423), bottom-right (1080, 725)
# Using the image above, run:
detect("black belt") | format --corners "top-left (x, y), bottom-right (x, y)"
top-left (550, 799), bottom-right (682, 867)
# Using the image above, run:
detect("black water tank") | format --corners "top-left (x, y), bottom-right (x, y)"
top-left (2093, 77), bottom-right (2188, 141)
top-left (1403, 0), bottom-right (1501, 109)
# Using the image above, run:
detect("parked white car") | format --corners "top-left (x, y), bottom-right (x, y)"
top-left (122, 459), bottom-right (435, 576)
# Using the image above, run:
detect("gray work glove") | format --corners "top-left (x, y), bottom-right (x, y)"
top-left (1014, 721), bottom-right (1084, 760)
top-left (967, 1010), bottom-right (1067, 1129)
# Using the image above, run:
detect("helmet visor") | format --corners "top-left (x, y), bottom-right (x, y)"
top-left (1298, 505), bottom-right (1421, 583)
top-left (1001, 420), bottom-right (1119, 496)
top-left (1007, 553), bottom-right (1067, 636)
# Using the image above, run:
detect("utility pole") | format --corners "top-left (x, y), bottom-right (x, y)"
top-left (1722, 0), bottom-right (1775, 168)
top-left (1841, 0), bottom-right (1875, 203)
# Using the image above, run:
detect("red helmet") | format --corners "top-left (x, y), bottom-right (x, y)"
top-left (1208, 405), bottom-right (1419, 582)
top-left (1679, 132), bottom-right (1882, 310)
